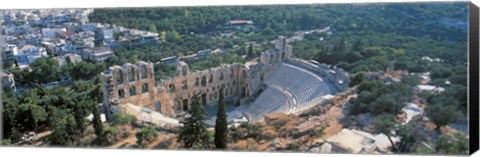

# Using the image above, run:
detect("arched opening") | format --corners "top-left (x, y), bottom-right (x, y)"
top-left (142, 83), bottom-right (148, 93)
top-left (129, 86), bottom-right (136, 96)
top-left (242, 70), bottom-right (247, 79)
top-left (118, 89), bottom-right (125, 98)
top-left (201, 76), bottom-right (207, 87)
top-left (209, 74), bottom-right (213, 83)
top-left (220, 72), bottom-right (224, 80)
top-left (168, 84), bottom-right (175, 93)
top-left (115, 70), bottom-right (123, 85)
top-left (181, 80), bottom-right (188, 90)
top-left (140, 65), bottom-right (147, 79)
top-left (182, 99), bottom-right (189, 111)
top-left (155, 101), bottom-right (161, 112)
top-left (202, 93), bottom-right (207, 105)
top-left (195, 77), bottom-right (200, 87)
top-left (128, 66), bottom-right (135, 82)
top-left (230, 69), bottom-right (234, 78)
top-left (241, 87), bottom-right (246, 98)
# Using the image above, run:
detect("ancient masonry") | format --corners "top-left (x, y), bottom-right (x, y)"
top-left (101, 36), bottom-right (349, 121)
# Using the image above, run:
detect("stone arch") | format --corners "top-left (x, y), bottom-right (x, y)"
top-left (129, 86), bottom-right (136, 96)
top-left (242, 70), bottom-right (247, 79)
top-left (209, 74), bottom-right (213, 83)
top-left (182, 99), bottom-right (189, 111)
top-left (181, 80), bottom-right (188, 90)
top-left (241, 87), bottom-right (246, 98)
top-left (168, 84), bottom-right (175, 93)
top-left (142, 83), bottom-right (148, 93)
top-left (220, 72), bottom-right (224, 80)
top-left (155, 101), bottom-right (161, 112)
top-left (201, 76), bottom-right (207, 87)
top-left (128, 66), bottom-right (135, 82)
top-left (195, 77), bottom-right (200, 87)
top-left (140, 65), bottom-right (148, 79)
top-left (118, 89), bottom-right (125, 98)
top-left (114, 69), bottom-right (123, 85)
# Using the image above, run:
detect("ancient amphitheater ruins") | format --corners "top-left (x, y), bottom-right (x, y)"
top-left (101, 36), bottom-right (349, 124)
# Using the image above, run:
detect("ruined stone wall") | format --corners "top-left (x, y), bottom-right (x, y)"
top-left (102, 36), bottom-right (303, 118)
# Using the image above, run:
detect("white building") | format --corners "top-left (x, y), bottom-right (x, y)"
top-left (15, 45), bottom-right (48, 65)
top-left (41, 27), bottom-right (67, 39)
top-left (416, 85), bottom-right (445, 93)
top-left (82, 47), bottom-right (114, 63)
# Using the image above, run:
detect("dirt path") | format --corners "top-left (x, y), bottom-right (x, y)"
top-left (147, 134), bottom-right (176, 149)
top-left (110, 128), bottom-right (137, 148)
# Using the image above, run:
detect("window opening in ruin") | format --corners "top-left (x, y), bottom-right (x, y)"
top-left (115, 70), bottom-right (123, 85)
top-left (118, 89), bottom-right (125, 98)
top-left (195, 78), bottom-right (200, 87)
top-left (182, 80), bottom-right (188, 90)
top-left (209, 74), bottom-right (213, 83)
top-left (128, 66), bottom-right (135, 82)
top-left (243, 70), bottom-right (247, 79)
top-left (140, 65), bottom-right (147, 79)
top-left (129, 86), bottom-right (136, 96)
top-left (201, 76), bottom-right (207, 87)
top-left (142, 83), bottom-right (148, 93)
top-left (230, 69), bottom-right (234, 78)
top-left (182, 99), bottom-right (189, 111)
top-left (169, 84), bottom-right (175, 92)
top-left (220, 72), bottom-right (224, 80)
top-left (155, 102), bottom-right (161, 112)
top-left (261, 73), bottom-right (264, 81)
top-left (241, 87), bottom-right (246, 98)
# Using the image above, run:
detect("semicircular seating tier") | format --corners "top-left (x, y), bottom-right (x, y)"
top-left (243, 62), bottom-right (337, 121)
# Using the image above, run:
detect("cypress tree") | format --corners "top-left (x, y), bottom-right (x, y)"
top-left (92, 106), bottom-right (104, 140)
top-left (214, 86), bottom-right (228, 149)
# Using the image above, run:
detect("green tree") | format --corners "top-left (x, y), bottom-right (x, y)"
top-left (166, 30), bottom-right (181, 42)
top-left (352, 38), bottom-right (365, 52)
top-left (348, 71), bottom-right (365, 87)
top-left (372, 114), bottom-right (397, 151)
top-left (148, 24), bottom-right (158, 33)
top-left (434, 133), bottom-right (469, 155)
top-left (214, 86), bottom-right (228, 149)
top-left (395, 125), bottom-right (415, 152)
top-left (112, 112), bottom-right (136, 126)
top-left (425, 103), bottom-right (462, 130)
top-left (136, 125), bottom-right (158, 147)
top-left (177, 95), bottom-right (210, 148)
top-left (28, 57), bottom-right (60, 84)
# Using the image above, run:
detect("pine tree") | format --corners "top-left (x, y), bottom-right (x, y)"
top-left (214, 86), bottom-right (228, 149)
top-left (177, 95), bottom-right (210, 148)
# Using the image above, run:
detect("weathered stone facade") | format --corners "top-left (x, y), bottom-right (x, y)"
top-left (101, 36), bottom-right (347, 121)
